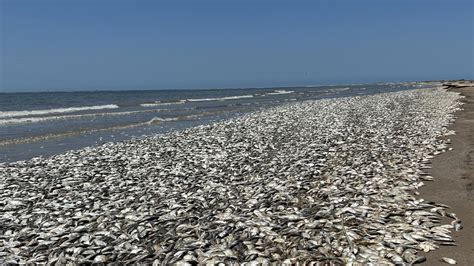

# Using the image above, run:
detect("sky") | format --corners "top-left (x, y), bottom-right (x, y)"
top-left (0, 0), bottom-right (473, 92)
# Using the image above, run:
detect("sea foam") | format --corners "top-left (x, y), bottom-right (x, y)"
top-left (266, 90), bottom-right (295, 95)
top-left (140, 100), bottom-right (186, 107)
top-left (0, 104), bottom-right (119, 119)
top-left (186, 94), bottom-right (254, 102)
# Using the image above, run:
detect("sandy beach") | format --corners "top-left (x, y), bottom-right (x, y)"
top-left (2, 0), bottom-right (472, 263)
top-left (0, 86), bottom-right (466, 264)
top-left (421, 82), bottom-right (474, 265)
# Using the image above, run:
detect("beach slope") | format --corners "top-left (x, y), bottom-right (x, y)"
top-left (421, 83), bottom-right (474, 265)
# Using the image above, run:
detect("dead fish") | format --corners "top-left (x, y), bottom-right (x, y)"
top-left (0, 88), bottom-right (464, 264)
top-left (451, 219), bottom-right (462, 231)
top-left (94, 255), bottom-right (109, 263)
top-left (440, 257), bottom-right (457, 264)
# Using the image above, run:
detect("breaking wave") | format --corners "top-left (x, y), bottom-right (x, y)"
top-left (266, 90), bottom-right (294, 95)
top-left (0, 104), bottom-right (119, 119)
top-left (329, 87), bottom-right (351, 92)
top-left (186, 95), bottom-right (254, 102)
top-left (0, 109), bottom-right (165, 125)
top-left (147, 117), bottom-right (179, 124)
top-left (140, 100), bottom-right (187, 107)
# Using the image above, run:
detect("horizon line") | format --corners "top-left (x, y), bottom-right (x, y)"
top-left (0, 78), bottom-right (460, 94)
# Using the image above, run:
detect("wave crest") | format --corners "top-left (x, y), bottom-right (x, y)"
top-left (0, 104), bottom-right (119, 119)
top-left (186, 95), bottom-right (254, 102)
top-left (140, 100), bottom-right (186, 107)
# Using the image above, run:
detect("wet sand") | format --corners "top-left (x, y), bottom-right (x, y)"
top-left (421, 83), bottom-right (474, 265)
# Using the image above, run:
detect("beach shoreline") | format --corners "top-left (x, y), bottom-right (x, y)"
top-left (420, 82), bottom-right (474, 265)
top-left (0, 86), bottom-right (466, 264)
top-left (0, 84), bottom-right (420, 163)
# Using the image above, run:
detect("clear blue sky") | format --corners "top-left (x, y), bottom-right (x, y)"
top-left (1, 0), bottom-right (473, 92)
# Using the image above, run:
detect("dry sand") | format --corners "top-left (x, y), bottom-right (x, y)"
top-left (420, 82), bottom-right (474, 265)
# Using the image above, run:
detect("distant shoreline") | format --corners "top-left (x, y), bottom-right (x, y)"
top-left (0, 79), bottom-right (454, 94)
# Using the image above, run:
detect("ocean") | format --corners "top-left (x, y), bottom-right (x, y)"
top-left (0, 83), bottom-right (428, 162)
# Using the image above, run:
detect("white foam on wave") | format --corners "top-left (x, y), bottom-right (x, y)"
top-left (328, 87), bottom-right (351, 92)
top-left (0, 104), bottom-right (119, 119)
top-left (140, 100), bottom-right (186, 107)
top-left (147, 117), bottom-right (179, 124)
top-left (0, 109), bottom-right (165, 125)
top-left (266, 90), bottom-right (295, 95)
top-left (186, 94), bottom-right (254, 102)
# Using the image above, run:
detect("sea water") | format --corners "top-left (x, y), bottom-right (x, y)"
top-left (0, 83), bottom-right (428, 162)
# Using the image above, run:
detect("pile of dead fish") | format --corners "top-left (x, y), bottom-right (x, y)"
top-left (0, 87), bottom-right (463, 264)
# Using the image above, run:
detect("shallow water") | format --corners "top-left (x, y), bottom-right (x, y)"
top-left (0, 83), bottom-right (428, 162)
